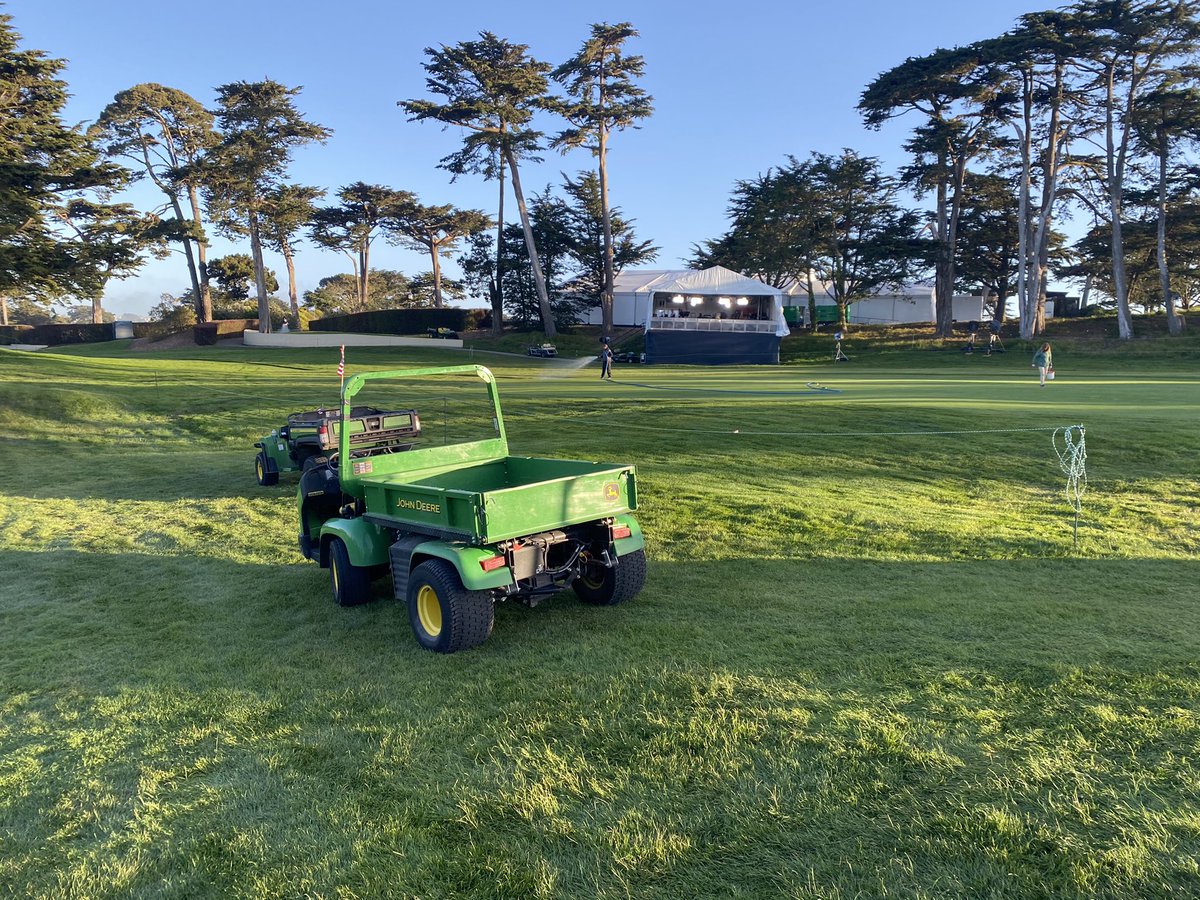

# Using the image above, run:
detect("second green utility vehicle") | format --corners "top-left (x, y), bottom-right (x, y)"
top-left (254, 406), bottom-right (421, 484)
top-left (297, 365), bottom-right (646, 653)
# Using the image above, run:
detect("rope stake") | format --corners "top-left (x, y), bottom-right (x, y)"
top-left (1052, 425), bottom-right (1088, 548)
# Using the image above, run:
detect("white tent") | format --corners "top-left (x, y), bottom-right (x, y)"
top-left (592, 266), bottom-right (789, 336)
top-left (783, 279), bottom-right (987, 325)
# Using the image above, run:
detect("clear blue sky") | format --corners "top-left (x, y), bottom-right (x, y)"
top-left (9, 0), bottom-right (1049, 317)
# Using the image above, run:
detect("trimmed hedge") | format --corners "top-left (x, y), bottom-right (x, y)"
top-left (131, 321), bottom-right (178, 341)
top-left (194, 319), bottom-right (258, 346)
top-left (0, 325), bottom-right (34, 345)
top-left (0, 323), bottom-right (114, 345)
top-left (309, 307), bottom-right (490, 335)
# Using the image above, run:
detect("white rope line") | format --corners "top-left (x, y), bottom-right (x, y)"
top-left (504, 411), bottom-right (1068, 438)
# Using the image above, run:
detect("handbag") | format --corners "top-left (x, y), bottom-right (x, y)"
top-left (1046, 367), bottom-right (1056, 381)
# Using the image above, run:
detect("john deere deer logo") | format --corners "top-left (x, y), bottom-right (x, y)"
top-left (603, 482), bottom-right (620, 502)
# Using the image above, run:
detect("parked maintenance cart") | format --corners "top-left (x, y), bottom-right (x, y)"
top-left (254, 406), bottom-right (421, 484)
top-left (296, 365), bottom-right (646, 653)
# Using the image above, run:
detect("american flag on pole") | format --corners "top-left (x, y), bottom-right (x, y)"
top-left (337, 345), bottom-right (345, 378)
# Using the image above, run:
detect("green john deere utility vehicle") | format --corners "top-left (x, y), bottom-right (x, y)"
top-left (295, 365), bottom-right (646, 653)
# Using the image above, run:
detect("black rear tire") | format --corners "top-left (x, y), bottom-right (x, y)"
top-left (573, 548), bottom-right (647, 606)
top-left (255, 453), bottom-right (278, 486)
top-left (407, 559), bottom-right (494, 653)
top-left (329, 537), bottom-right (372, 607)
top-left (302, 454), bottom-right (329, 472)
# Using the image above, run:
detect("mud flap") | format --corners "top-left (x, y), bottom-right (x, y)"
top-left (389, 534), bottom-right (428, 602)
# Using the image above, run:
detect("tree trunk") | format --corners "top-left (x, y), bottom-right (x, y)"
top-left (0, 296), bottom-right (8, 326)
top-left (1104, 61), bottom-right (1134, 340)
top-left (249, 211), bottom-right (270, 333)
top-left (92, 294), bottom-right (103, 325)
top-left (1034, 271), bottom-right (1047, 334)
top-left (430, 239), bottom-right (443, 309)
top-left (358, 246), bottom-right (370, 312)
top-left (186, 185), bottom-right (213, 323)
top-left (1110, 189), bottom-right (1133, 339)
top-left (167, 192), bottom-right (205, 325)
top-left (143, 137), bottom-right (208, 325)
top-left (942, 156), bottom-right (970, 338)
top-left (492, 153), bottom-right (505, 336)
top-left (1016, 70), bottom-right (1033, 339)
top-left (1031, 63), bottom-right (1065, 339)
top-left (1158, 142), bottom-right (1183, 335)
top-left (598, 115), bottom-right (615, 335)
top-left (1027, 247), bottom-right (1043, 338)
top-left (805, 269), bottom-right (817, 330)
top-left (1017, 146), bottom-right (1032, 337)
top-left (283, 243), bottom-right (300, 326)
top-left (504, 147), bottom-right (556, 338)
top-left (934, 149), bottom-right (952, 338)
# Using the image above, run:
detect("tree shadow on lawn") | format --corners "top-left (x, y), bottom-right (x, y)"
top-left (2, 549), bottom-right (1198, 898)
top-left (0, 443), bottom-right (300, 502)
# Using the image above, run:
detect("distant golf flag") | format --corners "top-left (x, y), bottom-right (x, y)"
top-left (337, 345), bottom-right (345, 397)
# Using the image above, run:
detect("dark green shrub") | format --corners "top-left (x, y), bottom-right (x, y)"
top-left (309, 308), bottom-right (490, 335)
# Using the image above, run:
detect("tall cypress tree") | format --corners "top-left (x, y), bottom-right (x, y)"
top-left (0, 13), bottom-right (125, 324)
top-left (200, 81), bottom-right (329, 333)
top-left (550, 23), bottom-right (653, 335)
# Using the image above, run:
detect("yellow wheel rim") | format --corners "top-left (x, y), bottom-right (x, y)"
top-left (417, 584), bottom-right (442, 637)
top-left (256, 458), bottom-right (264, 480)
top-left (332, 560), bottom-right (340, 593)
top-left (581, 568), bottom-right (605, 590)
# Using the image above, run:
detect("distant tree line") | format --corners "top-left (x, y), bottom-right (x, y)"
top-left (0, 14), bottom-right (656, 338)
top-left (5, 4), bottom-right (1200, 340)
top-left (699, 0), bottom-right (1200, 338)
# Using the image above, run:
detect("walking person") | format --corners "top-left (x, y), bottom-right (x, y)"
top-left (599, 343), bottom-right (614, 380)
top-left (1032, 341), bottom-right (1053, 386)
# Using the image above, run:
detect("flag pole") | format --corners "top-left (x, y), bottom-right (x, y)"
top-left (338, 344), bottom-right (345, 401)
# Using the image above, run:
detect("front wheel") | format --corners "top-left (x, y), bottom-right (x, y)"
top-left (407, 560), bottom-right (494, 653)
top-left (255, 453), bottom-right (278, 486)
top-left (573, 549), bottom-right (647, 606)
top-left (329, 537), bottom-right (372, 607)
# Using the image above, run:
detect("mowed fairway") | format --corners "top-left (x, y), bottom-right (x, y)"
top-left (1, 341), bottom-right (1198, 899)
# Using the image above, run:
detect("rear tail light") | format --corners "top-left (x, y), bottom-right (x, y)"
top-left (612, 525), bottom-right (632, 540)
top-left (318, 424), bottom-right (329, 442)
top-left (480, 555), bottom-right (507, 572)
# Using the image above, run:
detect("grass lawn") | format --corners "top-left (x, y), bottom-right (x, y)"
top-left (1, 334), bottom-right (1198, 899)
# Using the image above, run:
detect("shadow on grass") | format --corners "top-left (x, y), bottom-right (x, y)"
top-left (2, 554), bottom-right (1200, 897)
top-left (0, 442), bottom-right (298, 502)
top-left (2, 549), bottom-right (1198, 898)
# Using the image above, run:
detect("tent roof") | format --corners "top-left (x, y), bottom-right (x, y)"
top-left (614, 266), bottom-right (783, 297)
top-left (612, 269), bottom-right (685, 293)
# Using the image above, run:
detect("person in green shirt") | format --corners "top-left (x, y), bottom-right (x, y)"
top-left (1032, 342), bottom-right (1053, 386)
